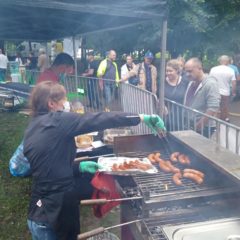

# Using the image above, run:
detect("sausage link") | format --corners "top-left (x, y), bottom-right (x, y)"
top-left (183, 168), bottom-right (204, 178)
top-left (158, 159), bottom-right (172, 173)
top-left (173, 172), bottom-right (183, 186)
top-left (178, 154), bottom-right (191, 165)
top-left (165, 161), bottom-right (180, 173)
top-left (170, 152), bottom-right (180, 163)
top-left (183, 172), bottom-right (204, 184)
top-left (148, 153), bottom-right (156, 164)
top-left (112, 163), bottom-right (118, 171)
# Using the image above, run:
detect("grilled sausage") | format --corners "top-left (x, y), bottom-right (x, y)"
top-left (183, 172), bottom-right (204, 184)
top-left (118, 164), bottom-right (126, 170)
top-left (170, 152), bottom-right (180, 163)
top-left (148, 152), bottom-right (161, 164)
top-left (158, 159), bottom-right (172, 173)
top-left (183, 155), bottom-right (191, 165)
top-left (178, 154), bottom-right (191, 165)
top-left (148, 153), bottom-right (157, 164)
top-left (165, 161), bottom-right (180, 173)
top-left (183, 169), bottom-right (205, 178)
top-left (112, 163), bottom-right (118, 171)
top-left (173, 172), bottom-right (183, 186)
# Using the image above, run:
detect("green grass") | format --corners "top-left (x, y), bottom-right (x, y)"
top-left (0, 112), bottom-right (120, 239)
top-left (0, 112), bottom-right (31, 240)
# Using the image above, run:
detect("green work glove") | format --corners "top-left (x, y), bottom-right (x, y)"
top-left (141, 114), bottom-right (166, 134)
top-left (79, 161), bottom-right (101, 174)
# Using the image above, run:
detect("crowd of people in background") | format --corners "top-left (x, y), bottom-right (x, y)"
top-left (1, 47), bottom-right (240, 127)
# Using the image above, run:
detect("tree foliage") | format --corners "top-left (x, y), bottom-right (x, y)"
top-left (85, 0), bottom-right (240, 64)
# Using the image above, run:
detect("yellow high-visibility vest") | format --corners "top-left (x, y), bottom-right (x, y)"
top-left (97, 58), bottom-right (119, 84)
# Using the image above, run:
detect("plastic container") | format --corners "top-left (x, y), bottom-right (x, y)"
top-left (11, 73), bottom-right (21, 82)
top-left (9, 141), bottom-right (31, 177)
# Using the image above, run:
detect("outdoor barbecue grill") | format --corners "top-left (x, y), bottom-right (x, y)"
top-left (111, 131), bottom-right (240, 240)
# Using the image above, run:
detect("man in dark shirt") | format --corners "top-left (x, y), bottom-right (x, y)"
top-left (82, 51), bottom-right (100, 109)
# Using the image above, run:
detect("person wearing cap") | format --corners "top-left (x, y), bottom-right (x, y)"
top-left (37, 52), bottom-right (74, 84)
top-left (121, 51), bottom-right (157, 94)
top-left (21, 81), bottom-right (165, 240)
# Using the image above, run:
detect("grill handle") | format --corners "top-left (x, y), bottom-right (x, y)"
top-left (77, 220), bottom-right (141, 240)
top-left (77, 227), bottom-right (105, 239)
top-left (74, 154), bottom-right (115, 162)
top-left (81, 196), bottom-right (142, 205)
top-left (81, 199), bottom-right (108, 205)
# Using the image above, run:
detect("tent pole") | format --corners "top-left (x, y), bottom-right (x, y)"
top-left (158, 17), bottom-right (167, 118)
top-left (72, 35), bottom-right (78, 83)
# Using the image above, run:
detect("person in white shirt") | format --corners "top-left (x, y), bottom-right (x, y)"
top-left (209, 55), bottom-right (236, 122)
top-left (121, 55), bottom-right (136, 85)
top-left (0, 49), bottom-right (8, 82)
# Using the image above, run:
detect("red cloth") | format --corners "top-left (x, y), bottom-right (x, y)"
top-left (37, 69), bottom-right (59, 84)
top-left (91, 172), bottom-right (121, 218)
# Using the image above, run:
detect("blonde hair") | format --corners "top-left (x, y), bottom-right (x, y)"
top-left (30, 81), bottom-right (66, 116)
top-left (166, 59), bottom-right (181, 74)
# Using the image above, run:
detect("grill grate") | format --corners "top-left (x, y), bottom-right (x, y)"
top-left (119, 150), bottom-right (238, 201)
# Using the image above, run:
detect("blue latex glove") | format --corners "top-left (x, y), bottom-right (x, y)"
top-left (141, 114), bottom-right (166, 134)
top-left (79, 161), bottom-right (101, 174)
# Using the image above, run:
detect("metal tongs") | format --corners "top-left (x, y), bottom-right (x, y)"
top-left (156, 129), bottom-right (174, 154)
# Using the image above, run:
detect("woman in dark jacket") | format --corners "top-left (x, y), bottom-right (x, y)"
top-left (164, 59), bottom-right (189, 131)
top-left (24, 81), bottom-right (165, 240)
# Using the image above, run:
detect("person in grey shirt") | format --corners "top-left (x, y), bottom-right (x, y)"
top-left (184, 58), bottom-right (220, 138)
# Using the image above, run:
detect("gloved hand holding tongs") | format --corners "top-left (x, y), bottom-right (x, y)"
top-left (140, 114), bottom-right (166, 135)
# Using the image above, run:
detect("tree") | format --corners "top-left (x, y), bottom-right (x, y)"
top-left (85, 0), bottom-right (240, 66)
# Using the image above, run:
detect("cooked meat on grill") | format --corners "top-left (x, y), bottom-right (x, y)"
top-left (170, 152), bottom-right (191, 165)
top-left (147, 152), bottom-right (161, 164)
top-left (183, 172), bottom-right (204, 184)
top-left (170, 152), bottom-right (180, 163)
top-left (158, 159), bottom-right (172, 173)
top-left (165, 161), bottom-right (180, 173)
top-left (172, 172), bottom-right (183, 186)
top-left (111, 159), bottom-right (152, 171)
top-left (178, 154), bottom-right (191, 165)
top-left (183, 168), bottom-right (205, 178)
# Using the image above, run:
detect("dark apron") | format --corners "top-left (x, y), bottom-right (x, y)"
top-left (28, 177), bottom-right (80, 240)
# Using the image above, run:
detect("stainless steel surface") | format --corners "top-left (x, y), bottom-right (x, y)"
top-left (162, 218), bottom-right (240, 240)
top-left (227, 235), bottom-right (240, 240)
